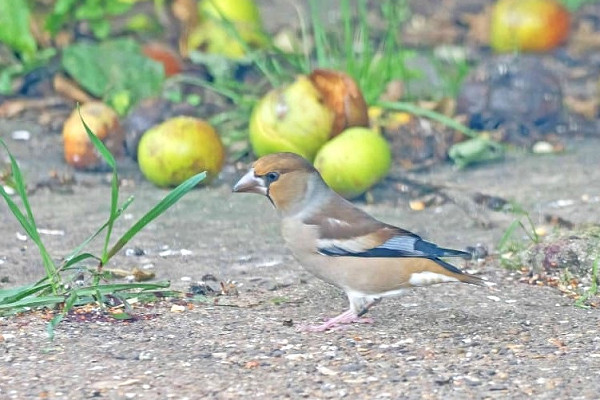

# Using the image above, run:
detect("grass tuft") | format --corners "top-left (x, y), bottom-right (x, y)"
top-left (0, 110), bottom-right (205, 339)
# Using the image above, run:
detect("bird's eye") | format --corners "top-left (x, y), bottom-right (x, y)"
top-left (265, 172), bottom-right (280, 184)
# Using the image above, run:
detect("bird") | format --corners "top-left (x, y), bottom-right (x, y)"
top-left (233, 152), bottom-right (484, 332)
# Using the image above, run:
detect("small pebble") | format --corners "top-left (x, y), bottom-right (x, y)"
top-left (340, 363), bottom-right (363, 372)
top-left (159, 249), bottom-right (174, 257)
top-left (170, 304), bottom-right (186, 313)
top-left (317, 366), bottom-right (338, 376)
top-left (532, 141), bottom-right (555, 154)
top-left (1, 185), bottom-right (15, 195)
top-left (11, 130), bottom-right (31, 141)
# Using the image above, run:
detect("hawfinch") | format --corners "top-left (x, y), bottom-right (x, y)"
top-left (233, 152), bottom-right (484, 331)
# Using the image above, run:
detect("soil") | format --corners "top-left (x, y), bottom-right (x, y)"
top-left (1, 1), bottom-right (600, 399)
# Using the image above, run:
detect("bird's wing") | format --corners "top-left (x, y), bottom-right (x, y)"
top-left (304, 198), bottom-right (471, 262)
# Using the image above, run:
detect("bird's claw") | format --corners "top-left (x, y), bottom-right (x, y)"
top-left (296, 311), bottom-right (374, 332)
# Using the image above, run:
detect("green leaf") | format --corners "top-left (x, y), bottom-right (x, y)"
top-left (52, 0), bottom-right (78, 15)
top-left (62, 39), bottom-right (165, 114)
top-left (111, 312), bottom-right (134, 320)
top-left (74, 1), bottom-right (104, 19)
top-left (106, 0), bottom-right (133, 15)
top-left (47, 314), bottom-right (63, 340)
top-left (0, 0), bottom-right (37, 59)
top-left (89, 19), bottom-right (111, 39)
top-left (0, 48), bottom-right (57, 95)
top-left (378, 101), bottom-right (478, 139)
top-left (448, 136), bottom-right (505, 169)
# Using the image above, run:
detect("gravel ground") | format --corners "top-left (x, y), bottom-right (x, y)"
top-left (2, 0), bottom-right (600, 398)
top-left (1, 116), bottom-right (599, 398)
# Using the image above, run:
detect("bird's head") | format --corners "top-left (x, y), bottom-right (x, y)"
top-left (233, 152), bottom-right (322, 213)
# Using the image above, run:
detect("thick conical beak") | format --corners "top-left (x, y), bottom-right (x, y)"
top-left (232, 168), bottom-right (267, 195)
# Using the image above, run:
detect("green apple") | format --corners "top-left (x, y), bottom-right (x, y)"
top-left (249, 75), bottom-right (334, 161)
top-left (314, 127), bottom-right (391, 199)
top-left (138, 116), bottom-right (225, 187)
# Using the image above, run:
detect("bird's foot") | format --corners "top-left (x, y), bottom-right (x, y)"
top-left (296, 309), bottom-right (374, 332)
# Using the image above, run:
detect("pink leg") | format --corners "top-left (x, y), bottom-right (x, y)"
top-left (296, 309), bottom-right (374, 332)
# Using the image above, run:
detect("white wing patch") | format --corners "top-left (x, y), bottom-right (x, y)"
top-left (408, 271), bottom-right (459, 287)
top-left (325, 218), bottom-right (352, 228)
top-left (379, 236), bottom-right (418, 252)
top-left (318, 238), bottom-right (367, 254)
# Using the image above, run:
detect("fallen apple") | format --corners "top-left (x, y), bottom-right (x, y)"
top-left (187, 19), bottom-right (267, 59)
top-left (491, 0), bottom-right (571, 52)
top-left (198, 0), bottom-right (261, 25)
top-left (249, 75), bottom-right (334, 161)
top-left (189, 0), bottom-right (268, 58)
top-left (137, 116), bottom-right (225, 187)
top-left (309, 69), bottom-right (369, 137)
top-left (142, 42), bottom-right (183, 77)
top-left (63, 101), bottom-right (123, 170)
top-left (314, 127), bottom-right (392, 199)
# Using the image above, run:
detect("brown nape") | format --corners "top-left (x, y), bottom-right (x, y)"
top-left (253, 153), bottom-right (316, 176)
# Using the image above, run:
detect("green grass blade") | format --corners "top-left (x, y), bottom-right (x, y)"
top-left (293, 0), bottom-right (311, 72)
top-left (0, 182), bottom-right (37, 240)
top-left (497, 219), bottom-right (521, 251)
top-left (78, 105), bottom-right (120, 263)
top-left (0, 285), bottom-right (38, 303)
top-left (0, 138), bottom-right (38, 234)
top-left (106, 172), bottom-right (205, 259)
top-left (102, 169), bottom-right (119, 263)
top-left (171, 75), bottom-right (243, 104)
top-left (47, 314), bottom-right (63, 340)
top-left (575, 257), bottom-right (599, 309)
top-left (357, 0), bottom-right (371, 76)
top-left (62, 195), bottom-right (135, 265)
top-left (72, 281), bottom-right (171, 297)
top-left (309, 0), bottom-right (327, 68)
top-left (0, 295), bottom-right (66, 311)
top-left (62, 291), bottom-right (79, 313)
top-left (377, 101), bottom-right (478, 138)
top-left (78, 106), bottom-right (116, 168)
top-left (0, 139), bottom-right (58, 282)
top-left (62, 253), bottom-right (101, 269)
top-left (341, 0), bottom-right (353, 74)
top-left (0, 283), bottom-right (54, 306)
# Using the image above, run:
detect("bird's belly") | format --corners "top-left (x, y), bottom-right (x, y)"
top-left (290, 252), bottom-right (460, 295)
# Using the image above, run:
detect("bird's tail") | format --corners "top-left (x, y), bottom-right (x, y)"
top-left (439, 247), bottom-right (472, 259)
top-left (456, 271), bottom-right (486, 287)
top-left (435, 257), bottom-right (487, 287)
